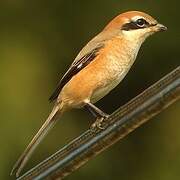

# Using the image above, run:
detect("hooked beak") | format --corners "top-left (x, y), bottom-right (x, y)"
top-left (154, 23), bottom-right (167, 32)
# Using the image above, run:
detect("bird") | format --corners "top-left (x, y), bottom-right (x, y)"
top-left (11, 10), bottom-right (167, 177)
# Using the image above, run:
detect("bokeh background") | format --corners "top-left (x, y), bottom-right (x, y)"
top-left (0, 0), bottom-right (179, 179)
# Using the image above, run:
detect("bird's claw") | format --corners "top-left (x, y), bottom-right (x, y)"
top-left (90, 115), bottom-right (109, 131)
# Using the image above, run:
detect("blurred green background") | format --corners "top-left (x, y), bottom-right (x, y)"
top-left (0, 0), bottom-right (179, 179)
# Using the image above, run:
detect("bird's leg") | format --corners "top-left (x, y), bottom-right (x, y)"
top-left (84, 102), bottom-right (109, 118)
top-left (84, 102), bottom-right (109, 129)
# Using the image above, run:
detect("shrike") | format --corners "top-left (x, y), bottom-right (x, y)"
top-left (11, 11), bottom-right (167, 177)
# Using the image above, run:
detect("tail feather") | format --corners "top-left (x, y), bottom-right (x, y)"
top-left (11, 104), bottom-right (62, 177)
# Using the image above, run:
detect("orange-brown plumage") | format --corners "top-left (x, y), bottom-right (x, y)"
top-left (104, 11), bottom-right (158, 31)
top-left (11, 11), bottom-right (167, 177)
top-left (60, 36), bottom-right (134, 107)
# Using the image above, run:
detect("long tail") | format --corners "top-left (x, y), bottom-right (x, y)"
top-left (11, 103), bottom-right (63, 177)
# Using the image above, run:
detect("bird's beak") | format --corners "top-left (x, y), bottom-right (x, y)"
top-left (155, 23), bottom-right (167, 32)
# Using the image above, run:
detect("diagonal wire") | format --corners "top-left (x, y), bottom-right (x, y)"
top-left (17, 66), bottom-right (180, 180)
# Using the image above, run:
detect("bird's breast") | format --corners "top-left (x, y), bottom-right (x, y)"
top-left (91, 41), bottom-right (136, 103)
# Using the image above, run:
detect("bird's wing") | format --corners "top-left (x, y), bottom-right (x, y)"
top-left (49, 43), bottom-right (104, 102)
top-left (48, 28), bottom-right (117, 102)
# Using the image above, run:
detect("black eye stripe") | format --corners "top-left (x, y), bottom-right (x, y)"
top-left (121, 19), bottom-right (154, 31)
top-left (121, 22), bottom-right (142, 31)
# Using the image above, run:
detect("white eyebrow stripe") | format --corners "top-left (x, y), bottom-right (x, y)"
top-left (131, 16), bottom-right (144, 21)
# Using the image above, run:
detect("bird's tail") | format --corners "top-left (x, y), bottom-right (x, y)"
top-left (11, 103), bottom-right (64, 177)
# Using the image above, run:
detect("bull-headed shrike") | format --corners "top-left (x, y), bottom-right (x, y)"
top-left (11, 11), bottom-right (167, 177)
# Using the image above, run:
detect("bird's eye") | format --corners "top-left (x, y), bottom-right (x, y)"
top-left (121, 18), bottom-right (150, 31)
top-left (135, 18), bottom-right (148, 27)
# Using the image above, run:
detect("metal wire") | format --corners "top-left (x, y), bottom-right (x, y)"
top-left (17, 66), bottom-right (180, 180)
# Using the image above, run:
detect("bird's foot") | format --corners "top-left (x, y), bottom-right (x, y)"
top-left (90, 114), bottom-right (109, 130)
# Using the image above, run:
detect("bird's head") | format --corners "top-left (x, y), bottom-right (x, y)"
top-left (104, 11), bottom-right (167, 42)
